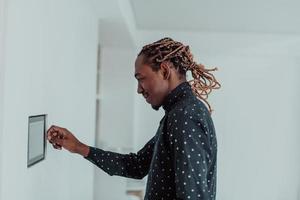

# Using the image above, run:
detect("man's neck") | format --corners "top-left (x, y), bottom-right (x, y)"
top-left (168, 79), bottom-right (187, 94)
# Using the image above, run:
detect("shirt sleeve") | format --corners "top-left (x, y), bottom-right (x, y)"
top-left (166, 107), bottom-right (214, 200)
top-left (84, 136), bottom-right (156, 179)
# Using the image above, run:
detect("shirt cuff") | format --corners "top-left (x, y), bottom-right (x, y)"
top-left (83, 146), bottom-right (94, 159)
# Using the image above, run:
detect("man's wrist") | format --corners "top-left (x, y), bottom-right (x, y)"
top-left (76, 142), bottom-right (90, 157)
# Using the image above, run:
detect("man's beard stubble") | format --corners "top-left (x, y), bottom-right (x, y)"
top-left (151, 104), bottom-right (160, 111)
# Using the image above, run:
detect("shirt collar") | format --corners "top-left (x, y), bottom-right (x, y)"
top-left (162, 81), bottom-right (193, 112)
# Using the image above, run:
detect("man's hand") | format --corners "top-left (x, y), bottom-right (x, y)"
top-left (47, 125), bottom-right (89, 156)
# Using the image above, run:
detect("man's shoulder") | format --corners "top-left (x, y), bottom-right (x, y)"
top-left (168, 97), bottom-right (209, 117)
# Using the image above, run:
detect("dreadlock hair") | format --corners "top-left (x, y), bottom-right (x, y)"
top-left (138, 37), bottom-right (221, 113)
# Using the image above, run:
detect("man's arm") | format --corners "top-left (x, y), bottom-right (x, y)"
top-left (76, 142), bottom-right (90, 157)
top-left (83, 137), bottom-right (156, 179)
top-left (47, 125), bottom-right (156, 179)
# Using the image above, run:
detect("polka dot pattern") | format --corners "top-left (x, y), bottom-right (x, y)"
top-left (84, 82), bottom-right (217, 200)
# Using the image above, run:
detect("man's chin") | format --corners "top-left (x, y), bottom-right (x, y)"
top-left (151, 104), bottom-right (160, 111)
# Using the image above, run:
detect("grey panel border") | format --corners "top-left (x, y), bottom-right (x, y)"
top-left (27, 114), bottom-right (47, 168)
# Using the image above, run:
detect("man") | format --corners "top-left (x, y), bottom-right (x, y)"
top-left (47, 37), bottom-right (220, 200)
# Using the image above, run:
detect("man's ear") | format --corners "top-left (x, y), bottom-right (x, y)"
top-left (160, 61), bottom-right (171, 80)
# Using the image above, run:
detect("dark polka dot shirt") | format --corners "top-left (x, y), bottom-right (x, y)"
top-left (84, 82), bottom-right (217, 200)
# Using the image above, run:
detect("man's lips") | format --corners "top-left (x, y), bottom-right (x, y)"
top-left (143, 93), bottom-right (150, 101)
top-left (143, 93), bottom-right (148, 98)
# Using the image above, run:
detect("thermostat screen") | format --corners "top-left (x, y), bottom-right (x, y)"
top-left (27, 115), bottom-right (46, 167)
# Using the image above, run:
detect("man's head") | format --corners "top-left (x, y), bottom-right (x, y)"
top-left (135, 54), bottom-right (186, 110)
top-left (134, 37), bottom-right (221, 112)
top-left (135, 38), bottom-right (191, 110)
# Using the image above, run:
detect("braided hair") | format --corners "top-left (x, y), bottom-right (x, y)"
top-left (138, 37), bottom-right (221, 113)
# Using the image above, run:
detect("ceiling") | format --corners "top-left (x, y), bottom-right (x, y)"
top-left (130, 0), bottom-right (300, 34)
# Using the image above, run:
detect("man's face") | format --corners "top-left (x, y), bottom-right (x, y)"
top-left (134, 55), bottom-right (169, 110)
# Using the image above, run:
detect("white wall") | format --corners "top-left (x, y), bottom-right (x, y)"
top-left (133, 93), bottom-right (164, 150)
top-left (209, 55), bottom-right (300, 200)
top-left (134, 32), bottom-right (300, 200)
top-left (0, 0), bottom-right (7, 198)
top-left (94, 47), bottom-right (137, 200)
top-left (3, 1), bottom-right (298, 199)
top-left (97, 47), bottom-right (136, 148)
top-left (0, 0), bottom-right (98, 200)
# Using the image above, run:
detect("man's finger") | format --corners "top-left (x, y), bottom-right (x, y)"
top-left (47, 126), bottom-right (57, 140)
top-left (47, 131), bottom-right (58, 142)
top-left (52, 143), bottom-right (62, 150)
top-left (51, 137), bottom-right (64, 146)
top-left (47, 127), bottom-right (53, 139)
top-left (47, 125), bottom-right (57, 136)
top-left (51, 125), bottom-right (65, 133)
top-left (47, 127), bottom-right (64, 141)
top-left (48, 137), bottom-right (58, 144)
top-left (47, 125), bottom-right (64, 135)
